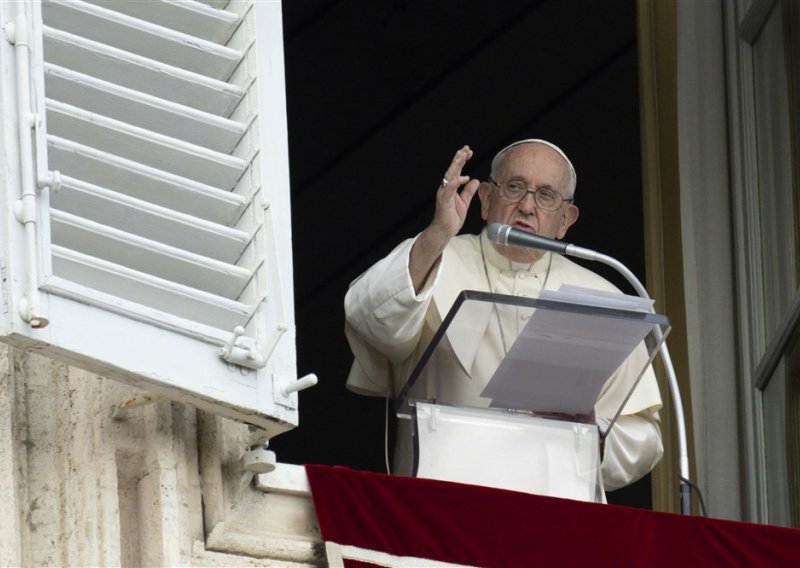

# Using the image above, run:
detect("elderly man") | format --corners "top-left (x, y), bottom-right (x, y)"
top-left (344, 140), bottom-right (663, 492)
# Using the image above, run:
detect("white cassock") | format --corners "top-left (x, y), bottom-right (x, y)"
top-left (344, 229), bottom-right (664, 492)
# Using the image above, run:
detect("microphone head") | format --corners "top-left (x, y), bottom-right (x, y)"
top-left (487, 223), bottom-right (511, 245)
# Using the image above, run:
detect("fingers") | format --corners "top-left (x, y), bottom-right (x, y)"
top-left (458, 178), bottom-right (480, 205)
top-left (440, 145), bottom-right (473, 192)
top-left (429, 145), bottom-right (478, 238)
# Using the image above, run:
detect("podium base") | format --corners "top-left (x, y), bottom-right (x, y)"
top-left (412, 402), bottom-right (603, 502)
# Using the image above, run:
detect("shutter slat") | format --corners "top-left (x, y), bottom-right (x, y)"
top-left (42, 0), bottom-right (243, 81)
top-left (52, 175), bottom-right (250, 263)
top-left (42, 26), bottom-right (244, 116)
top-left (82, 0), bottom-right (241, 45)
top-left (48, 247), bottom-right (255, 332)
top-left (45, 63), bottom-right (247, 153)
top-left (46, 100), bottom-right (248, 189)
top-left (197, 0), bottom-right (231, 11)
top-left (47, 136), bottom-right (246, 225)
top-left (51, 210), bottom-right (253, 299)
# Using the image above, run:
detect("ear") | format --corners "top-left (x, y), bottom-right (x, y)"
top-left (477, 182), bottom-right (492, 221)
top-left (557, 204), bottom-right (579, 239)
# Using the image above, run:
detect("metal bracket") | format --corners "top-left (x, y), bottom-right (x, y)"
top-left (13, 195), bottom-right (36, 225)
top-left (219, 325), bottom-right (276, 370)
top-left (243, 427), bottom-right (276, 474)
top-left (37, 168), bottom-right (61, 192)
top-left (272, 373), bottom-right (318, 409)
top-left (4, 20), bottom-right (21, 45)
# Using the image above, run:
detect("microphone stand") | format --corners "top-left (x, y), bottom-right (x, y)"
top-left (489, 224), bottom-right (692, 514)
top-left (566, 245), bottom-right (691, 515)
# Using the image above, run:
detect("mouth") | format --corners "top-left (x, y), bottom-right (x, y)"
top-left (512, 221), bottom-right (536, 233)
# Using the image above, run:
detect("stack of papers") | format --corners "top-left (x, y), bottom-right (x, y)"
top-left (480, 285), bottom-right (655, 418)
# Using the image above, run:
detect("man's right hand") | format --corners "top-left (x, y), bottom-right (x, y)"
top-left (409, 145), bottom-right (480, 293)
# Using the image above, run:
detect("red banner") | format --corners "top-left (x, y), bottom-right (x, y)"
top-left (306, 464), bottom-right (800, 567)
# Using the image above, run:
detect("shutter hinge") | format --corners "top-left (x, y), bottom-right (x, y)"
top-left (219, 324), bottom-right (287, 370)
top-left (5, 13), bottom-right (50, 329)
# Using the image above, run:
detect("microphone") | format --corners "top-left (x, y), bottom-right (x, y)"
top-left (487, 223), bottom-right (605, 261)
top-left (487, 223), bottom-right (568, 254)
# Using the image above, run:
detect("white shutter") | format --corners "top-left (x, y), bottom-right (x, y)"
top-left (0, 0), bottom-right (306, 437)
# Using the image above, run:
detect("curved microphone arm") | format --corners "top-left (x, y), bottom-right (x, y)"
top-left (488, 223), bottom-right (692, 514)
top-left (566, 245), bottom-right (691, 515)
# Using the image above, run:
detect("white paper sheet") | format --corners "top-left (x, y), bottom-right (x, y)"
top-left (480, 285), bottom-right (654, 417)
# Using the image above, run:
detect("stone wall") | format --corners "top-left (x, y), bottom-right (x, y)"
top-left (0, 344), bottom-right (323, 566)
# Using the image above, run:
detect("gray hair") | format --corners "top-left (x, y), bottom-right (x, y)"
top-left (490, 139), bottom-right (577, 198)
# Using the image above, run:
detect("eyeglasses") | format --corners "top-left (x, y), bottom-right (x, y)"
top-left (488, 177), bottom-right (574, 211)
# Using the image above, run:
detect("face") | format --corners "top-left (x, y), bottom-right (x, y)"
top-left (478, 143), bottom-right (579, 263)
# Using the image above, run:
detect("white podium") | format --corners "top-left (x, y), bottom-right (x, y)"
top-left (395, 289), bottom-right (670, 502)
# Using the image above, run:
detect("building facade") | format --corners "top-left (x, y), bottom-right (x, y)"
top-left (1, 1), bottom-right (798, 566)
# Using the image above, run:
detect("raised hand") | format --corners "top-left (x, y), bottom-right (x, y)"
top-left (430, 145), bottom-right (481, 239)
top-left (409, 145), bottom-right (481, 292)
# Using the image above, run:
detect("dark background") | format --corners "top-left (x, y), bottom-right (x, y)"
top-left (271, 0), bottom-right (651, 508)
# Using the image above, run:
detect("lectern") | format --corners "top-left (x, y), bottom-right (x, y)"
top-left (395, 289), bottom-right (670, 502)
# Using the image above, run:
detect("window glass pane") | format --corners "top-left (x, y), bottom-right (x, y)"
top-left (753, 4), bottom-right (798, 341)
top-left (763, 359), bottom-right (791, 526)
top-left (787, 325), bottom-right (800, 527)
top-left (750, 2), bottom-right (800, 528)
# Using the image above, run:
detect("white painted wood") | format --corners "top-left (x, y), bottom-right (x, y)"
top-left (47, 136), bottom-right (247, 225)
top-left (2, 295), bottom-right (296, 434)
top-left (42, 26), bottom-right (244, 116)
top-left (46, 99), bottom-right (248, 189)
top-left (83, 0), bottom-right (241, 45)
top-left (199, 0), bottom-right (232, 11)
top-left (51, 175), bottom-right (251, 262)
top-left (50, 210), bottom-right (253, 299)
top-left (46, 252), bottom-right (255, 334)
top-left (42, 0), bottom-right (243, 81)
top-left (44, 63), bottom-right (248, 153)
top-left (0, 0), bottom-right (299, 436)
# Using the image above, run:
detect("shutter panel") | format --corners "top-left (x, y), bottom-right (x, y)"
top-left (0, 0), bottom-right (304, 437)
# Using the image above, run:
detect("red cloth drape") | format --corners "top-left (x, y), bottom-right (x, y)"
top-left (306, 464), bottom-right (800, 567)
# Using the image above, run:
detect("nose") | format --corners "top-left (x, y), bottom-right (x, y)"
top-left (517, 191), bottom-right (538, 215)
